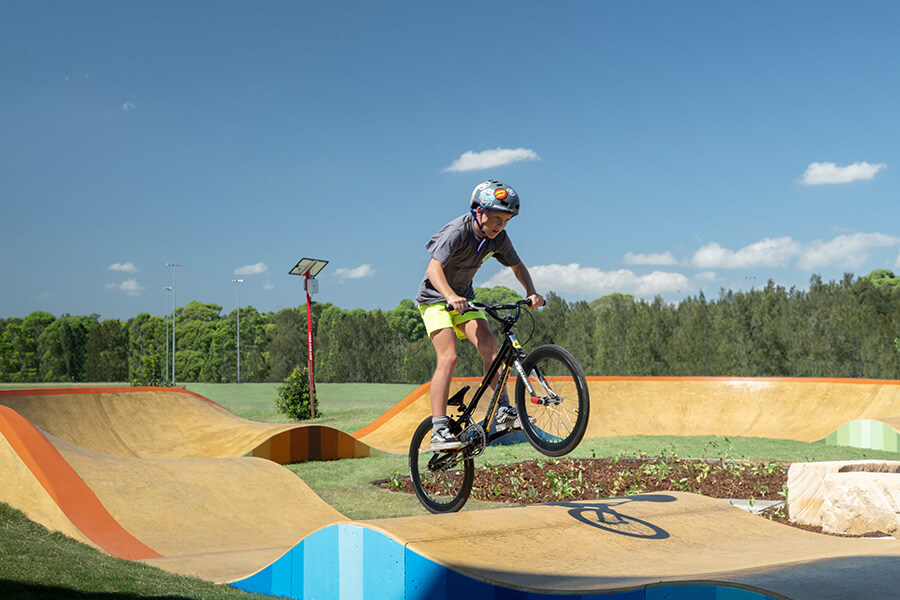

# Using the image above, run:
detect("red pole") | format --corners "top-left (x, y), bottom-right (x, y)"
top-left (305, 272), bottom-right (316, 419)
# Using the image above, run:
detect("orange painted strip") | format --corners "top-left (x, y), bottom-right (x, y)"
top-left (0, 405), bottom-right (162, 560)
top-left (582, 375), bottom-right (900, 384)
top-left (0, 386), bottom-right (228, 410)
top-left (351, 382), bottom-right (427, 438)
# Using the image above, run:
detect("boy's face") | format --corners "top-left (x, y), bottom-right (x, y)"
top-left (476, 208), bottom-right (514, 239)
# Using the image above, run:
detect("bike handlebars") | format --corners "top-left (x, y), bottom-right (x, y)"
top-left (443, 298), bottom-right (533, 324)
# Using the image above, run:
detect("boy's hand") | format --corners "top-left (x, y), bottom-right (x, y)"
top-left (446, 295), bottom-right (469, 313)
top-left (527, 294), bottom-right (545, 309)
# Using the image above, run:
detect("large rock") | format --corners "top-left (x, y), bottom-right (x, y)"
top-left (787, 460), bottom-right (900, 528)
top-left (821, 472), bottom-right (900, 537)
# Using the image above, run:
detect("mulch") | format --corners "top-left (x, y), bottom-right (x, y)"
top-left (381, 456), bottom-right (891, 538)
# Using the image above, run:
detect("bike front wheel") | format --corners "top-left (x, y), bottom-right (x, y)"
top-left (408, 417), bottom-right (474, 513)
top-left (515, 344), bottom-right (590, 457)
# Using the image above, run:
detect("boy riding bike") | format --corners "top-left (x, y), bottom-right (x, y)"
top-left (416, 180), bottom-right (545, 451)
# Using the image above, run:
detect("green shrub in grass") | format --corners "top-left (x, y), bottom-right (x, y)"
top-left (275, 366), bottom-right (322, 420)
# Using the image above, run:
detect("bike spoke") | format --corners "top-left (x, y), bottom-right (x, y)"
top-left (409, 417), bottom-right (474, 512)
top-left (516, 345), bottom-right (589, 456)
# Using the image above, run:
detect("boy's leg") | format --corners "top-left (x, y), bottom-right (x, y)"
top-left (429, 327), bottom-right (458, 418)
top-left (460, 317), bottom-right (529, 431)
top-left (460, 318), bottom-right (501, 393)
top-left (428, 326), bottom-right (464, 450)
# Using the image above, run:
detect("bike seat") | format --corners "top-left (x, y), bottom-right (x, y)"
top-left (447, 385), bottom-right (470, 406)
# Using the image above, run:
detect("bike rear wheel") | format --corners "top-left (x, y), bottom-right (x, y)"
top-left (515, 344), bottom-right (590, 457)
top-left (408, 417), bottom-right (474, 513)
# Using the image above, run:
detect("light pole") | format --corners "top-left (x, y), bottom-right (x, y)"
top-left (163, 286), bottom-right (172, 382)
top-left (232, 279), bottom-right (243, 383)
top-left (289, 258), bottom-right (328, 419)
top-left (165, 263), bottom-right (182, 383)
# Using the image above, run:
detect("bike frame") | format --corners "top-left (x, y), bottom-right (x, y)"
top-left (447, 301), bottom-right (540, 444)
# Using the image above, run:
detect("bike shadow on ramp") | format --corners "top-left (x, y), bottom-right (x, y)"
top-left (554, 493), bottom-right (676, 539)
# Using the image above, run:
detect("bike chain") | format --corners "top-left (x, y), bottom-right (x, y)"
top-left (460, 422), bottom-right (486, 458)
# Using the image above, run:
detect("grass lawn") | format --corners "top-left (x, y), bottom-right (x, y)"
top-left (3, 381), bottom-right (900, 598)
top-left (0, 503), bottom-right (268, 600)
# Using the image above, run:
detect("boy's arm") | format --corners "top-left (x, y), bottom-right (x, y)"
top-left (510, 262), bottom-right (545, 308)
top-left (426, 258), bottom-right (469, 313)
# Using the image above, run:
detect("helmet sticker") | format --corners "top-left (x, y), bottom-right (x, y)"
top-left (494, 188), bottom-right (508, 201)
top-left (479, 189), bottom-right (495, 204)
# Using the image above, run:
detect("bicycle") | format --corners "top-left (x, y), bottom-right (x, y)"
top-left (408, 299), bottom-right (590, 513)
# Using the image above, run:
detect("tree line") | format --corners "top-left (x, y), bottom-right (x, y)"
top-left (2, 270), bottom-right (899, 384)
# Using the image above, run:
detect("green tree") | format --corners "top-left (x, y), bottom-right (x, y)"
top-left (266, 307), bottom-right (308, 382)
top-left (37, 315), bottom-right (97, 381)
top-left (84, 319), bottom-right (129, 381)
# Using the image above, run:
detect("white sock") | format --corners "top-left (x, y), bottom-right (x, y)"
top-left (432, 416), bottom-right (449, 434)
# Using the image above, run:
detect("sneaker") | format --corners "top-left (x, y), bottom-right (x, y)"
top-left (495, 405), bottom-right (532, 431)
top-left (430, 427), bottom-right (464, 451)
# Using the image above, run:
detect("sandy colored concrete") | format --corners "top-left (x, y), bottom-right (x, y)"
top-left (1, 400), bottom-right (344, 581)
top-left (0, 387), bottom-right (375, 463)
top-left (356, 376), bottom-right (900, 454)
top-left (364, 492), bottom-right (900, 598)
top-left (4, 385), bottom-right (900, 598)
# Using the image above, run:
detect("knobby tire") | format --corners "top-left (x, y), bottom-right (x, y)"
top-left (408, 416), bottom-right (474, 513)
top-left (515, 344), bottom-right (590, 457)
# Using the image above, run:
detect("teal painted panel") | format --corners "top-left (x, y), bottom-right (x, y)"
top-left (405, 547), bottom-right (446, 600)
top-left (304, 526), bottom-right (340, 599)
top-left (231, 562), bottom-right (272, 596)
top-left (339, 525), bottom-right (363, 600)
top-left (362, 528), bottom-right (404, 600)
top-left (269, 545), bottom-right (294, 598)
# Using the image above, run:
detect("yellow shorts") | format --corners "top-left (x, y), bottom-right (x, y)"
top-left (418, 303), bottom-right (486, 340)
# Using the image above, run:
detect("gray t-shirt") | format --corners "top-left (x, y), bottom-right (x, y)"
top-left (416, 212), bottom-right (521, 305)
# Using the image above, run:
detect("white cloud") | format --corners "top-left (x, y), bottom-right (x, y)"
top-left (691, 237), bottom-right (801, 269)
top-left (481, 263), bottom-right (689, 298)
top-left (234, 262), bottom-right (269, 275)
top-left (334, 264), bottom-right (375, 280)
top-left (694, 271), bottom-right (718, 282)
top-left (800, 161), bottom-right (886, 185)
top-left (122, 102), bottom-right (136, 112)
top-left (623, 251), bottom-right (678, 266)
top-left (263, 282), bottom-right (274, 291)
top-left (443, 147), bottom-right (540, 172)
top-left (685, 233), bottom-right (900, 271)
top-left (797, 233), bottom-right (900, 270)
top-left (108, 262), bottom-right (138, 273)
top-left (107, 279), bottom-right (144, 296)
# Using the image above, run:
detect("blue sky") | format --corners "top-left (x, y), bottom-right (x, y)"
top-left (2, 1), bottom-right (898, 320)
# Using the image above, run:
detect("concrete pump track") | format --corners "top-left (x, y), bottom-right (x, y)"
top-left (3, 379), bottom-right (900, 599)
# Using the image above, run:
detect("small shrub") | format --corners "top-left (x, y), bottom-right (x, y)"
top-left (275, 366), bottom-right (320, 420)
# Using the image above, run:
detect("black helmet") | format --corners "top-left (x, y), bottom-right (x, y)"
top-left (470, 180), bottom-right (519, 216)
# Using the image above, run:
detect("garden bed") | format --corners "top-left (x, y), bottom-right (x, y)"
top-left (378, 455), bottom-right (884, 536)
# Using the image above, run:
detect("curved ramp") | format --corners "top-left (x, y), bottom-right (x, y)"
top-left (232, 492), bottom-right (900, 600)
top-left (0, 402), bottom-right (344, 582)
top-left (0, 387), bottom-right (377, 463)
top-left (3, 387), bottom-right (900, 598)
top-left (355, 377), bottom-right (900, 454)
